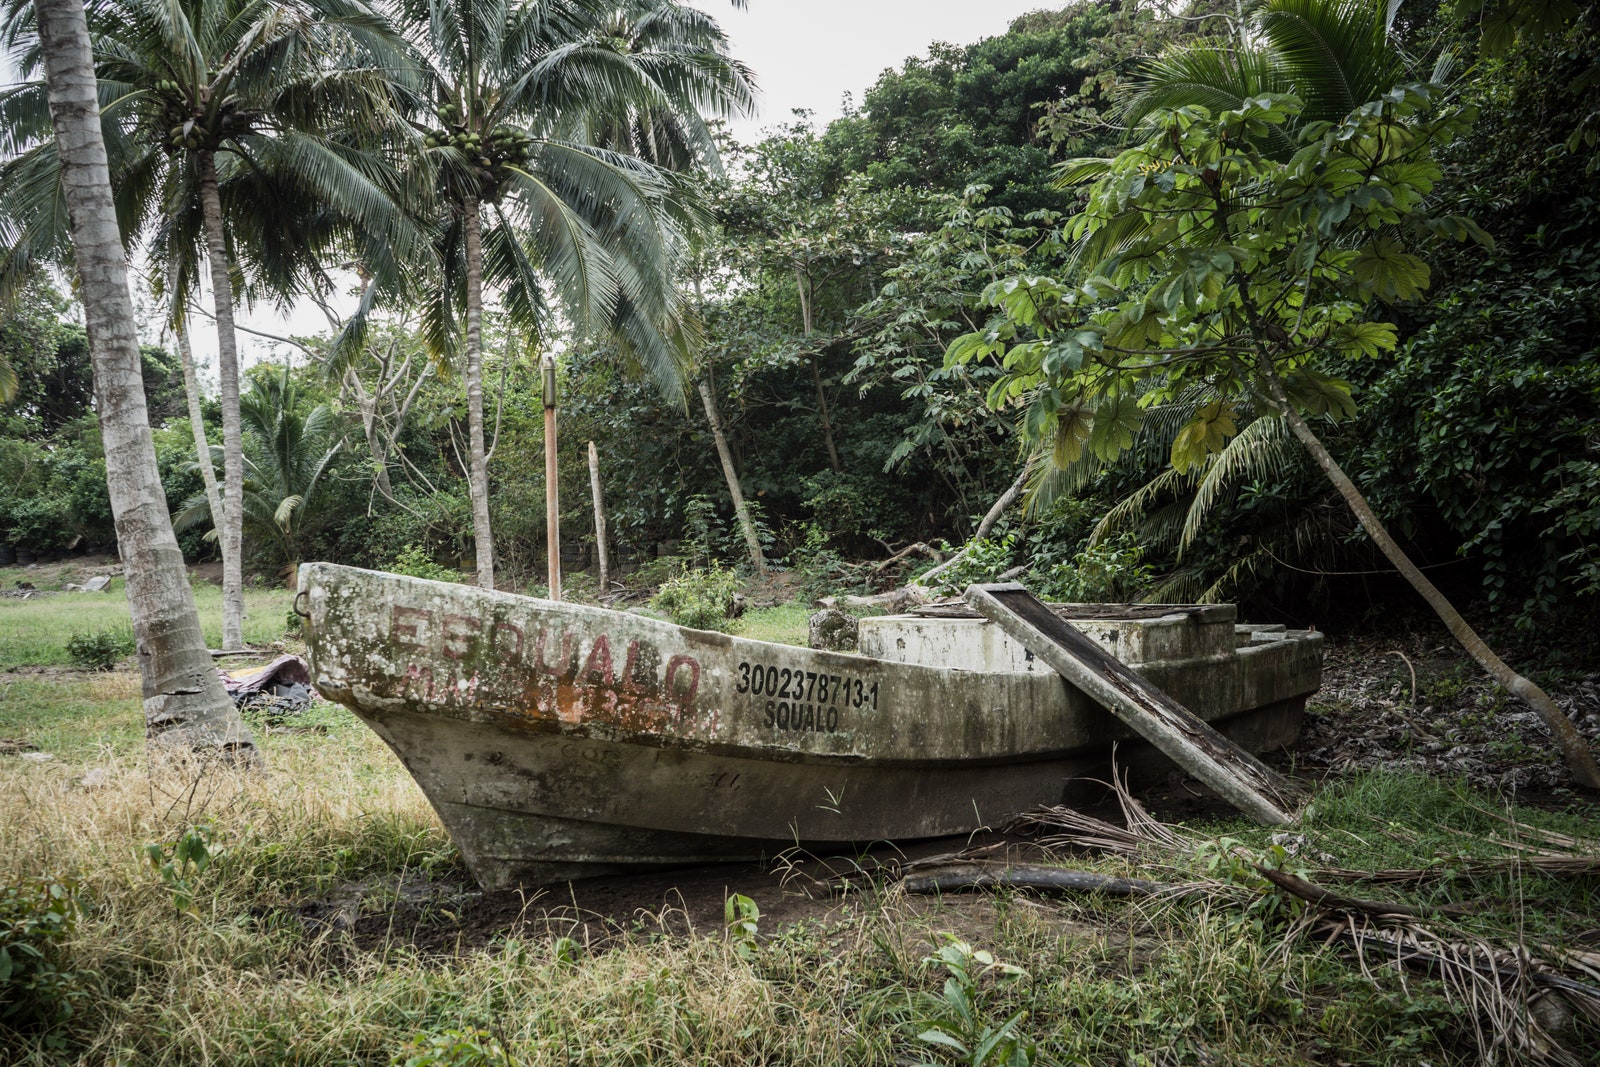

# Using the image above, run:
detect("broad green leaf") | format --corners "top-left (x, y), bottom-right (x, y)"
top-left (1351, 238), bottom-right (1431, 302)
top-left (1053, 407), bottom-right (1093, 468)
top-left (1170, 402), bottom-right (1238, 473)
top-left (917, 1030), bottom-right (970, 1054)
top-left (1089, 393), bottom-right (1143, 461)
top-left (1285, 368), bottom-right (1358, 420)
top-left (1331, 321), bottom-right (1398, 359)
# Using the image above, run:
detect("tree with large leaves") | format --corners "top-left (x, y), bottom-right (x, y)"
top-left (23, 0), bottom-right (255, 761)
top-left (397, 0), bottom-right (753, 590)
top-left (948, 87), bottom-right (1600, 789)
top-left (1, 0), bottom-right (415, 646)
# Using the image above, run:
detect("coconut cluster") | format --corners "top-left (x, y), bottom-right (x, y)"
top-left (154, 79), bottom-right (249, 154)
top-left (422, 103), bottom-right (532, 187)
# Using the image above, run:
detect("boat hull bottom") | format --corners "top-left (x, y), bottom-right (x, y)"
top-left (425, 699), bottom-right (1305, 891)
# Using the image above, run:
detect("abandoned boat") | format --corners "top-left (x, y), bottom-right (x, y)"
top-left (297, 562), bottom-right (1323, 889)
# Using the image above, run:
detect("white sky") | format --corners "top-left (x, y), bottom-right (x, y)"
top-left (696, 1), bottom-right (1058, 141)
top-left (7, 1), bottom-right (1063, 379)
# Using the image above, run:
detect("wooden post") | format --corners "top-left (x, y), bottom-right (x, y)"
top-left (588, 440), bottom-right (610, 591)
top-left (542, 354), bottom-right (560, 601)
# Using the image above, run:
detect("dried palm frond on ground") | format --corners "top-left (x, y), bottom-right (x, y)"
top-left (1006, 764), bottom-right (1199, 858)
top-left (909, 774), bottom-right (1600, 1066)
top-left (1319, 915), bottom-right (1600, 1066)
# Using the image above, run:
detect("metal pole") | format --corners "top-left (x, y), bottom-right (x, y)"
top-left (542, 353), bottom-right (560, 601)
top-left (588, 440), bottom-right (610, 591)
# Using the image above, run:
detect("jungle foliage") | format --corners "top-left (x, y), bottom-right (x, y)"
top-left (0, 0), bottom-right (1595, 649)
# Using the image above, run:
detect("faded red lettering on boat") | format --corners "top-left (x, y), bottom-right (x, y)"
top-left (665, 654), bottom-right (701, 715)
top-left (392, 606), bottom-right (430, 650)
top-left (491, 621), bottom-right (523, 658)
top-left (582, 634), bottom-right (614, 686)
top-left (441, 613), bottom-right (476, 660)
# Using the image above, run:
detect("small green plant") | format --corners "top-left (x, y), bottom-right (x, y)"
top-left (142, 826), bottom-right (216, 916)
top-left (923, 533), bottom-right (1019, 595)
top-left (1031, 533), bottom-right (1153, 603)
top-left (631, 553), bottom-right (689, 589)
top-left (723, 893), bottom-right (760, 960)
top-left (64, 629), bottom-right (132, 671)
top-left (390, 544), bottom-right (463, 583)
top-left (913, 936), bottom-right (1035, 1067)
top-left (550, 937), bottom-right (583, 966)
top-left (651, 563), bottom-right (741, 632)
top-left (0, 877), bottom-right (84, 1035)
top-left (392, 1027), bottom-right (507, 1067)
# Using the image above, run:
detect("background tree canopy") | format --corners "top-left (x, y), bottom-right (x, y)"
top-left (1, 0), bottom-right (1595, 660)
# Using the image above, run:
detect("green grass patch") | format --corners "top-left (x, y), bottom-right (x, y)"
top-left (0, 575), bottom-right (295, 668)
top-left (0, 675), bottom-right (143, 759)
top-left (734, 601), bottom-right (812, 647)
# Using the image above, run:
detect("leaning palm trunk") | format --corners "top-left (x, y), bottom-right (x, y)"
top-left (197, 151), bottom-right (245, 649)
top-left (32, 0), bottom-right (257, 762)
top-left (462, 195), bottom-right (495, 589)
top-left (1257, 356), bottom-right (1600, 789)
top-left (696, 374), bottom-right (764, 572)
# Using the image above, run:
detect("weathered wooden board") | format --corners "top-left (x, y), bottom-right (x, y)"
top-left (965, 583), bottom-right (1304, 826)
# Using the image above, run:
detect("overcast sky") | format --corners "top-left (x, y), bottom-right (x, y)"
top-left (7, 1), bottom-right (1061, 375)
top-left (694, 1), bottom-right (1055, 140)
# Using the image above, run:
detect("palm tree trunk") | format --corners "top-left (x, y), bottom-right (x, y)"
top-left (462, 195), bottom-right (495, 589)
top-left (33, 0), bottom-right (257, 762)
top-left (696, 374), bottom-right (765, 572)
top-left (196, 150), bottom-right (245, 649)
top-left (1256, 355), bottom-right (1600, 790)
top-left (176, 320), bottom-right (224, 529)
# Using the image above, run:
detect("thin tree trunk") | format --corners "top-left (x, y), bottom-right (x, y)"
top-left (197, 151), bottom-right (245, 649)
top-left (462, 196), bottom-right (495, 589)
top-left (588, 440), bottom-right (610, 589)
top-left (1257, 355), bottom-right (1600, 790)
top-left (175, 320), bottom-right (223, 528)
top-left (697, 374), bottom-right (765, 572)
top-left (344, 366), bottom-right (397, 506)
top-left (34, 0), bottom-right (256, 762)
top-left (794, 263), bottom-right (842, 472)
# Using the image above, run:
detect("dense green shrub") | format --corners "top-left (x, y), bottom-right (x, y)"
top-left (1031, 533), bottom-right (1153, 603)
top-left (65, 630), bottom-right (133, 671)
top-left (1350, 283), bottom-right (1600, 627)
top-left (390, 544), bottom-right (464, 583)
top-left (0, 877), bottom-right (83, 1036)
top-left (650, 564), bottom-right (741, 632)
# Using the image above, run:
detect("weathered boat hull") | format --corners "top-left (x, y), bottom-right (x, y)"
top-left (299, 563), bottom-right (1322, 888)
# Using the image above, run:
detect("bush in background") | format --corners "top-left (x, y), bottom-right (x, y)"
top-left (651, 564), bottom-right (741, 632)
top-left (65, 630), bottom-right (133, 671)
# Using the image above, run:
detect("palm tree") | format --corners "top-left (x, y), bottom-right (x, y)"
top-left (175, 367), bottom-right (344, 574)
top-left (1, 0), bottom-right (416, 647)
top-left (396, 0), bottom-right (754, 589)
top-left (23, 0), bottom-right (256, 761)
top-left (1122, 0), bottom-right (1421, 150)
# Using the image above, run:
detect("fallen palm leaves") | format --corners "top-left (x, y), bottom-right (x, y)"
top-left (887, 774), bottom-right (1600, 1065)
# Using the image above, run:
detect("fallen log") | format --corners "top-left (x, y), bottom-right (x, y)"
top-left (900, 863), bottom-right (1165, 898)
